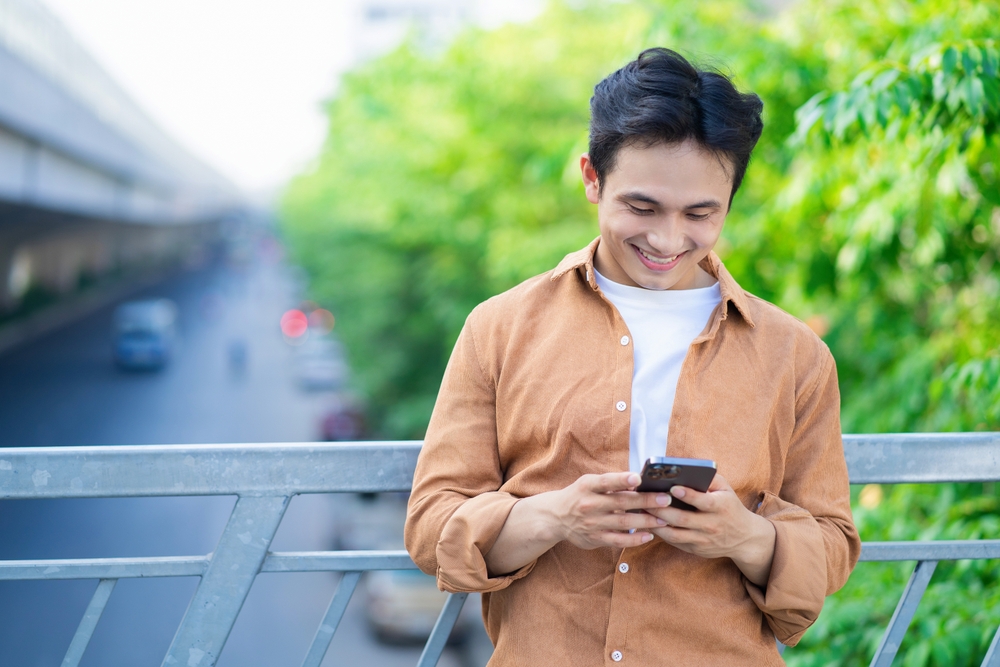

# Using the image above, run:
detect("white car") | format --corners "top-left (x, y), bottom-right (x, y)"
top-left (364, 569), bottom-right (472, 644)
top-left (292, 337), bottom-right (348, 390)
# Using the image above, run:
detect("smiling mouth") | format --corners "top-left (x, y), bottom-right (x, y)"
top-left (633, 245), bottom-right (685, 267)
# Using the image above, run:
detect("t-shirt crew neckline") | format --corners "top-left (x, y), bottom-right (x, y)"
top-left (593, 267), bottom-right (722, 306)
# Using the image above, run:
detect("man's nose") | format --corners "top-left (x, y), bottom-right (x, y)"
top-left (644, 215), bottom-right (685, 252)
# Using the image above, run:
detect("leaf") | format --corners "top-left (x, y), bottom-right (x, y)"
top-left (982, 76), bottom-right (1000, 113)
top-left (961, 46), bottom-right (981, 74)
top-left (964, 76), bottom-right (985, 116)
top-left (876, 90), bottom-right (896, 126)
top-left (943, 46), bottom-right (960, 75)
top-left (873, 67), bottom-right (901, 91)
top-left (791, 92), bottom-right (829, 145)
top-left (894, 80), bottom-right (915, 113)
top-left (982, 45), bottom-right (999, 78)
top-left (946, 79), bottom-right (965, 114)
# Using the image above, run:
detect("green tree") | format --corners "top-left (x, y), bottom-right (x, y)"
top-left (282, 2), bottom-right (653, 437)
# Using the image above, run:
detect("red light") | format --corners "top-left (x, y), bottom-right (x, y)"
top-left (280, 309), bottom-right (308, 337)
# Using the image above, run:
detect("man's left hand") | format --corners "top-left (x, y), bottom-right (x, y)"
top-left (644, 473), bottom-right (776, 587)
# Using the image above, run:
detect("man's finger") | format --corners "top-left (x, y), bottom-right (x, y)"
top-left (708, 472), bottom-right (732, 492)
top-left (606, 509), bottom-right (667, 531)
top-left (670, 485), bottom-right (712, 511)
top-left (585, 472), bottom-right (641, 493)
top-left (597, 530), bottom-right (654, 549)
top-left (610, 490), bottom-right (672, 512)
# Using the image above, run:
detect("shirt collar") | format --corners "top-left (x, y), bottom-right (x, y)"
top-left (551, 237), bottom-right (756, 328)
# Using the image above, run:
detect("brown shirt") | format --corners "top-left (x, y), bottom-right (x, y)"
top-left (405, 239), bottom-right (860, 666)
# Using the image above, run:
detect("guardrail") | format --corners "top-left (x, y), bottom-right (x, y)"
top-left (0, 433), bottom-right (998, 667)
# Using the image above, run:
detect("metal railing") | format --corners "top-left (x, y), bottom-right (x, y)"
top-left (0, 432), bottom-right (998, 667)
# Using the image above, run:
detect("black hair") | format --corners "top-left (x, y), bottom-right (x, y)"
top-left (588, 48), bottom-right (764, 206)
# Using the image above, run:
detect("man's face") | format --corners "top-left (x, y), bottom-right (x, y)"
top-left (581, 140), bottom-right (732, 291)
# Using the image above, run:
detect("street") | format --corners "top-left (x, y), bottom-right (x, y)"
top-left (0, 246), bottom-right (487, 667)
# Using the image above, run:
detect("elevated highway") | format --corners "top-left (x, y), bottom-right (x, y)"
top-left (0, 0), bottom-right (244, 314)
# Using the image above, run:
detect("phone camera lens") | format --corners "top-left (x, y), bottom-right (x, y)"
top-left (648, 468), bottom-right (664, 480)
top-left (665, 466), bottom-right (680, 479)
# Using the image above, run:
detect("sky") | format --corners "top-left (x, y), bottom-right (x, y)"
top-left (43, 0), bottom-right (541, 200)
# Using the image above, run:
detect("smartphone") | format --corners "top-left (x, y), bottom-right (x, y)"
top-left (636, 456), bottom-right (717, 511)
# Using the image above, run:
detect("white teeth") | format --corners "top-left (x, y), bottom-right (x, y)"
top-left (636, 247), bottom-right (679, 265)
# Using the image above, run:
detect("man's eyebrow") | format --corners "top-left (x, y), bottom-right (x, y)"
top-left (618, 191), bottom-right (661, 206)
top-left (685, 199), bottom-right (723, 210)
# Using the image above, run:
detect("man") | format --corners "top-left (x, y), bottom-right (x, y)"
top-left (405, 48), bottom-right (860, 665)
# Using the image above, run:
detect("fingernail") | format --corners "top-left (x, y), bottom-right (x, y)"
top-left (656, 494), bottom-right (671, 506)
top-left (627, 474), bottom-right (641, 486)
top-left (656, 518), bottom-right (666, 526)
top-left (672, 487), bottom-right (685, 498)
top-left (641, 532), bottom-right (653, 542)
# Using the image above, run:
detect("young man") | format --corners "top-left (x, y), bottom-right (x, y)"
top-left (405, 48), bottom-right (860, 665)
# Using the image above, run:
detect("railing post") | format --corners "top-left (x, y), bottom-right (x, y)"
top-left (161, 495), bottom-right (290, 667)
top-left (416, 592), bottom-right (468, 667)
top-left (300, 571), bottom-right (362, 667)
top-left (983, 625), bottom-right (1000, 667)
top-left (869, 560), bottom-right (937, 667)
top-left (60, 578), bottom-right (117, 667)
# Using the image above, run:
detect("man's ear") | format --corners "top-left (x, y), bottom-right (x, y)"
top-left (580, 154), bottom-right (601, 204)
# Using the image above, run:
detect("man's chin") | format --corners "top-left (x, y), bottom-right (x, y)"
top-left (626, 265), bottom-right (685, 291)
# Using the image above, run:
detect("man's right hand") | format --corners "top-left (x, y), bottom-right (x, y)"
top-left (484, 472), bottom-right (671, 576)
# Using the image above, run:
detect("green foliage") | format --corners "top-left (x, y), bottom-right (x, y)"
top-left (283, 1), bottom-right (672, 437)
top-left (282, 1), bottom-right (1000, 663)
top-left (789, 481), bottom-right (1000, 667)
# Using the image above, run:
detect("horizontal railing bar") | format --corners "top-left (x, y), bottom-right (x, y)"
top-left (4, 540), bottom-right (997, 583)
top-left (861, 540), bottom-right (1000, 561)
top-left (0, 555), bottom-right (209, 580)
top-left (0, 441), bottom-right (421, 499)
top-left (860, 540), bottom-right (1000, 562)
top-left (262, 550), bottom-right (419, 572)
top-left (0, 551), bottom-right (427, 580)
top-left (844, 432), bottom-right (1000, 484)
top-left (0, 434), bottom-right (996, 500)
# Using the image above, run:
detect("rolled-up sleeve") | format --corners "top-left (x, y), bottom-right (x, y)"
top-left (404, 306), bottom-right (535, 593)
top-left (744, 349), bottom-right (862, 645)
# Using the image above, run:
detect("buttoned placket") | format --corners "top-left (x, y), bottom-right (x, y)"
top-left (589, 265), bottom-right (637, 666)
top-left (588, 265), bottom-right (634, 473)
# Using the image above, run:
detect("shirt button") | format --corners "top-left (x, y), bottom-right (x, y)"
top-left (618, 562), bottom-right (629, 574)
top-left (620, 335), bottom-right (630, 346)
top-left (616, 401), bottom-right (627, 412)
top-left (611, 650), bottom-right (623, 662)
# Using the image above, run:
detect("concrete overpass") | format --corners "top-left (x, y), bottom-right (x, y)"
top-left (0, 0), bottom-right (244, 314)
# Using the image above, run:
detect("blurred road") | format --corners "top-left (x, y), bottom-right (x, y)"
top-left (0, 247), bottom-right (487, 667)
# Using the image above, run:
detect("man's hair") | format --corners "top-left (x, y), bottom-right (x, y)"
top-left (589, 48), bottom-right (764, 205)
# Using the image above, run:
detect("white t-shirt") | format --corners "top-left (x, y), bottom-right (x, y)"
top-left (594, 268), bottom-right (723, 472)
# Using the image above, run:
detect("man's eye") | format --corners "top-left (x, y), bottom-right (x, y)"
top-left (687, 213), bottom-right (711, 221)
top-left (627, 204), bottom-right (653, 215)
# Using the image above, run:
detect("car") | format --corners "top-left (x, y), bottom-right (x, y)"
top-left (112, 299), bottom-right (178, 370)
top-left (292, 337), bottom-right (348, 390)
top-left (330, 491), bottom-right (477, 645)
top-left (363, 569), bottom-right (473, 644)
top-left (319, 394), bottom-right (366, 441)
